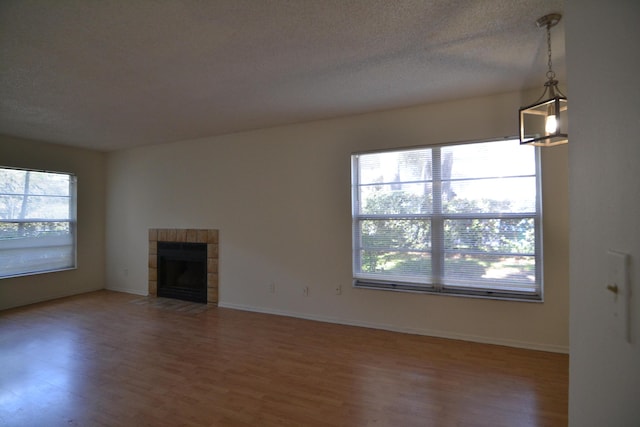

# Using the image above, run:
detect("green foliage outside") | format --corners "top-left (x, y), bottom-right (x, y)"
top-left (358, 190), bottom-right (535, 285)
top-left (0, 221), bottom-right (71, 239)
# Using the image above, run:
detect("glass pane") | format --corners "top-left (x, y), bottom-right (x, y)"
top-left (0, 195), bottom-right (22, 219)
top-left (0, 169), bottom-right (72, 220)
top-left (358, 250), bottom-right (431, 279)
top-left (444, 218), bottom-right (535, 254)
top-left (359, 183), bottom-right (432, 215)
top-left (357, 218), bottom-right (431, 280)
top-left (443, 253), bottom-right (536, 291)
top-left (0, 194), bottom-right (71, 220)
top-left (0, 221), bottom-right (71, 239)
top-left (357, 149), bottom-right (432, 185)
top-left (29, 171), bottom-right (71, 196)
top-left (521, 98), bottom-right (568, 144)
top-left (23, 196), bottom-right (72, 219)
top-left (443, 177), bottom-right (536, 213)
top-left (360, 219), bottom-right (430, 252)
top-left (442, 140), bottom-right (535, 179)
top-left (0, 169), bottom-right (70, 196)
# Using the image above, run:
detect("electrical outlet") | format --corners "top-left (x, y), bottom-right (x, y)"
top-left (303, 286), bottom-right (309, 297)
top-left (335, 284), bottom-right (342, 295)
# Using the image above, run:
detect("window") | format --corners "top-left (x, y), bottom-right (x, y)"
top-left (0, 167), bottom-right (77, 278)
top-left (351, 139), bottom-right (542, 300)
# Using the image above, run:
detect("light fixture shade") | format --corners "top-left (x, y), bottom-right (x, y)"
top-left (519, 93), bottom-right (568, 146)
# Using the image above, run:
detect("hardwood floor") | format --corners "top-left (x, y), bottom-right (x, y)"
top-left (0, 290), bottom-right (568, 426)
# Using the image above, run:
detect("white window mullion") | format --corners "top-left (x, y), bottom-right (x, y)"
top-left (431, 147), bottom-right (444, 290)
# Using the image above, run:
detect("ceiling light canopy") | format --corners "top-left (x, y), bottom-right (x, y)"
top-left (519, 13), bottom-right (568, 147)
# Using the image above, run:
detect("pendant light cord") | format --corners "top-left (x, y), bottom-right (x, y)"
top-left (546, 24), bottom-right (555, 81)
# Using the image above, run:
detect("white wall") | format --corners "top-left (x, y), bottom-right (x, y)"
top-left (0, 134), bottom-right (106, 310)
top-left (106, 90), bottom-right (569, 352)
top-left (566, 1), bottom-right (640, 425)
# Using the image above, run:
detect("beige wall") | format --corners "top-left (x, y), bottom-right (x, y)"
top-left (567, 1), bottom-right (640, 425)
top-left (106, 90), bottom-right (569, 352)
top-left (0, 134), bottom-right (106, 310)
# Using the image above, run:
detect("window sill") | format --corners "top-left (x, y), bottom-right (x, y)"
top-left (353, 280), bottom-right (543, 303)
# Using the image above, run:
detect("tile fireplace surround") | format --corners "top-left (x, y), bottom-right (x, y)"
top-left (148, 228), bottom-right (219, 304)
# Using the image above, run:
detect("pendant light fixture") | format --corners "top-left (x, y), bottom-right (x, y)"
top-left (519, 13), bottom-right (567, 146)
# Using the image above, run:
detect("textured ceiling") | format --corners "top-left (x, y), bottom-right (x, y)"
top-left (0, 0), bottom-right (565, 151)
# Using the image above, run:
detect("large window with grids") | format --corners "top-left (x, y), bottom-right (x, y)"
top-left (0, 167), bottom-right (77, 279)
top-left (351, 139), bottom-right (542, 300)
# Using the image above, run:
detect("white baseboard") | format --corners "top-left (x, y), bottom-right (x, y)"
top-left (218, 301), bottom-right (569, 354)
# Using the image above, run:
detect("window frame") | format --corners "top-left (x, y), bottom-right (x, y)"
top-left (351, 138), bottom-right (543, 302)
top-left (0, 166), bottom-right (77, 279)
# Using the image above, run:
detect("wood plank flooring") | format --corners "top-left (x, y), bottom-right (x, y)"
top-left (0, 290), bottom-right (568, 426)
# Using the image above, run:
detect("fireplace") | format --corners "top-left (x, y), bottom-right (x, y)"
top-left (148, 228), bottom-right (219, 304)
top-left (157, 242), bottom-right (207, 303)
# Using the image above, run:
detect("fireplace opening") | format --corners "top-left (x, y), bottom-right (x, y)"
top-left (157, 241), bottom-right (207, 303)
